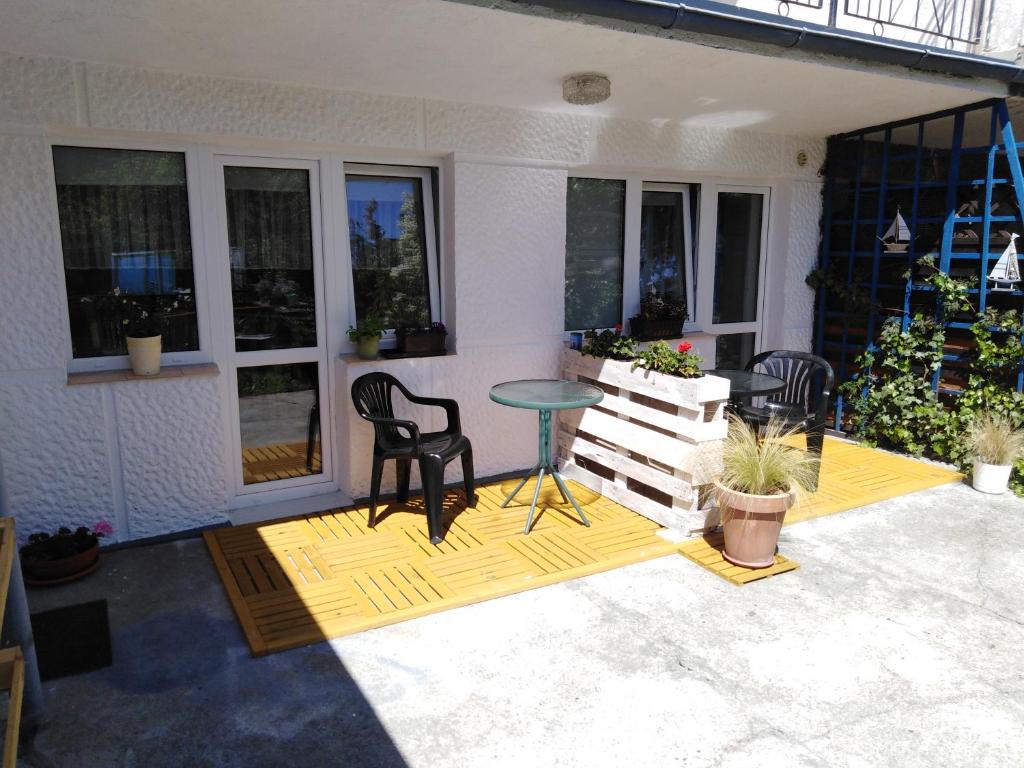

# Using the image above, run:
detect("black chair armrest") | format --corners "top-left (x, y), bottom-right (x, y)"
top-left (405, 394), bottom-right (462, 435)
top-left (363, 415), bottom-right (421, 444)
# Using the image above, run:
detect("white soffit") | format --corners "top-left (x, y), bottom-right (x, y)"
top-left (0, 0), bottom-right (1007, 136)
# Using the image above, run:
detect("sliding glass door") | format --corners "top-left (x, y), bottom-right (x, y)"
top-left (216, 157), bottom-right (332, 495)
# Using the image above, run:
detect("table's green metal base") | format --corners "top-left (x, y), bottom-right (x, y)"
top-left (500, 409), bottom-right (591, 534)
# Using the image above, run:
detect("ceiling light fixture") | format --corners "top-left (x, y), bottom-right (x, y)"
top-left (562, 73), bottom-right (611, 106)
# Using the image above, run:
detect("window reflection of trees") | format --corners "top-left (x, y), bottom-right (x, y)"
top-left (348, 179), bottom-right (431, 329)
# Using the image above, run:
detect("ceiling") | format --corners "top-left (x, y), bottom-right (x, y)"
top-left (0, 0), bottom-right (1008, 136)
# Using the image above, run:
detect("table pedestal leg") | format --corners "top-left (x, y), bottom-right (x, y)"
top-left (499, 409), bottom-right (591, 534)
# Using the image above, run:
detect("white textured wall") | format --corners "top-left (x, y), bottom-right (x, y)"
top-left (0, 51), bottom-right (824, 541)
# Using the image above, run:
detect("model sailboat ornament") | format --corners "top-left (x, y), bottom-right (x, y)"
top-left (880, 209), bottom-right (912, 252)
top-left (988, 234), bottom-right (1021, 292)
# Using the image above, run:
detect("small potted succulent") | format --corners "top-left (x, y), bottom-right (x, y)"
top-left (715, 417), bottom-right (819, 568)
top-left (395, 322), bottom-right (447, 355)
top-left (347, 317), bottom-right (384, 360)
top-left (20, 521), bottom-right (114, 585)
top-left (968, 410), bottom-right (1024, 494)
top-left (628, 290), bottom-right (687, 341)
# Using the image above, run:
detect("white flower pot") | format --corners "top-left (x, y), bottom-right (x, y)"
top-left (126, 335), bottom-right (162, 376)
top-left (972, 458), bottom-right (1012, 495)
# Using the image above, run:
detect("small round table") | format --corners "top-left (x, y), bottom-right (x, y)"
top-left (706, 369), bottom-right (786, 411)
top-left (489, 379), bottom-right (604, 534)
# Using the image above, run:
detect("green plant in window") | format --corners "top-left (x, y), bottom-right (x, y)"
top-left (581, 327), bottom-right (637, 361)
top-left (347, 317), bottom-right (384, 342)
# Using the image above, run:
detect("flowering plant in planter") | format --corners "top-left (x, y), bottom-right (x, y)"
top-left (631, 341), bottom-right (703, 378)
top-left (582, 325), bottom-right (638, 361)
top-left (20, 521), bottom-right (114, 584)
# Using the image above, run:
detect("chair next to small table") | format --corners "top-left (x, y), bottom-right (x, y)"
top-left (737, 350), bottom-right (834, 491)
top-left (351, 372), bottom-right (475, 545)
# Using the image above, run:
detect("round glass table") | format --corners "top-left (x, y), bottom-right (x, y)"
top-left (489, 379), bottom-right (604, 534)
top-left (706, 369), bottom-right (786, 410)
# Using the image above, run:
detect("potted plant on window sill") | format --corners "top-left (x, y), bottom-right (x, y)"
top-left (395, 322), bottom-right (447, 356)
top-left (969, 410), bottom-right (1024, 494)
top-left (628, 290), bottom-right (686, 341)
top-left (348, 318), bottom-right (384, 360)
top-left (715, 416), bottom-right (819, 568)
top-left (20, 521), bottom-right (113, 585)
top-left (113, 290), bottom-right (179, 376)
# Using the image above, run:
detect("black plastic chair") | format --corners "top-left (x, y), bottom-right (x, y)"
top-left (350, 372), bottom-right (475, 544)
top-left (739, 350), bottom-right (834, 491)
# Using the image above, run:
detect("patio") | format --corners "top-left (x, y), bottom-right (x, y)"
top-left (20, 480), bottom-right (1024, 767)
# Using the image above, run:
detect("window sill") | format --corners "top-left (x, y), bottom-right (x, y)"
top-left (67, 362), bottom-right (220, 386)
top-left (339, 351), bottom-right (455, 365)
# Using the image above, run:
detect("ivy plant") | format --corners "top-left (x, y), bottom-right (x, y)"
top-left (840, 257), bottom-right (1024, 496)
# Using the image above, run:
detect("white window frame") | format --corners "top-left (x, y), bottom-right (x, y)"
top-left (565, 173), bottom-right (702, 333)
top-left (209, 154), bottom-right (335, 498)
top-left (46, 137), bottom-right (215, 373)
top-left (695, 184), bottom-right (771, 337)
top-left (340, 163), bottom-right (440, 342)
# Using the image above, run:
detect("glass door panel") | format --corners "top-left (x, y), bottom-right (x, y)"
top-left (238, 362), bottom-right (321, 485)
top-left (224, 166), bottom-right (317, 351)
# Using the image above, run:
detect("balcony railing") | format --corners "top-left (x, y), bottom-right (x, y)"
top-left (769, 0), bottom-right (987, 48)
top-left (842, 0), bottom-right (984, 45)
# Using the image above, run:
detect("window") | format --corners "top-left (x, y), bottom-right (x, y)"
top-left (345, 165), bottom-right (438, 329)
top-left (53, 146), bottom-right (198, 359)
top-left (712, 191), bottom-right (765, 325)
top-left (640, 184), bottom-right (695, 323)
top-left (565, 177), bottom-right (626, 331)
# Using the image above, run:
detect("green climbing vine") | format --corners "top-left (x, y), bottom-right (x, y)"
top-left (840, 257), bottom-right (1024, 496)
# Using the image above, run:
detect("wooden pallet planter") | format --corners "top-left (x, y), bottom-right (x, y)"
top-left (559, 349), bottom-right (729, 534)
top-left (0, 519), bottom-right (23, 768)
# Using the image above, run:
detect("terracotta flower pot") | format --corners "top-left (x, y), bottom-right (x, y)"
top-left (20, 542), bottom-right (100, 584)
top-left (715, 481), bottom-right (796, 569)
top-left (126, 334), bottom-right (161, 375)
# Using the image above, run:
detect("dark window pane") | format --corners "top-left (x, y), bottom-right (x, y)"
top-left (716, 332), bottom-right (756, 370)
top-left (565, 177), bottom-right (625, 330)
top-left (238, 363), bottom-right (321, 485)
top-left (53, 146), bottom-right (197, 358)
top-left (225, 166), bottom-right (316, 351)
top-left (346, 175), bottom-right (430, 328)
top-left (713, 192), bottom-right (764, 325)
top-left (640, 189), bottom-right (689, 320)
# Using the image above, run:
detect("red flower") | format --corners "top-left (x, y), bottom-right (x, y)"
top-left (677, 342), bottom-right (692, 353)
top-left (614, 323), bottom-right (623, 333)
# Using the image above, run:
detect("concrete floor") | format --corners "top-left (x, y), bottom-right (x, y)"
top-left (21, 481), bottom-right (1024, 768)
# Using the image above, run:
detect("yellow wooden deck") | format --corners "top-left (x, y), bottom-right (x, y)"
top-left (205, 478), bottom-right (680, 655)
top-left (680, 532), bottom-right (799, 585)
top-left (783, 436), bottom-right (963, 525)
top-left (207, 437), bottom-right (963, 655)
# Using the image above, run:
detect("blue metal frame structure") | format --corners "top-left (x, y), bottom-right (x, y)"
top-left (814, 98), bottom-right (1024, 428)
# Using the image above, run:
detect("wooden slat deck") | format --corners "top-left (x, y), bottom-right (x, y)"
top-left (242, 442), bottom-right (320, 485)
top-left (207, 437), bottom-right (963, 655)
top-left (206, 477), bottom-right (680, 655)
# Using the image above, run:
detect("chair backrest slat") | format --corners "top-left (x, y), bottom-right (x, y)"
top-left (352, 372), bottom-right (406, 446)
top-left (744, 350), bottom-right (834, 419)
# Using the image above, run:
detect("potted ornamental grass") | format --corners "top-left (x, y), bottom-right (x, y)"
top-left (20, 521), bottom-right (113, 585)
top-left (628, 291), bottom-right (687, 341)
top-left (347, 317), bottom-right (384, 360)
top-left (715, 416), bottom-right (819, 568)
top-left (969, 411), bottom-right (1024, 494)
